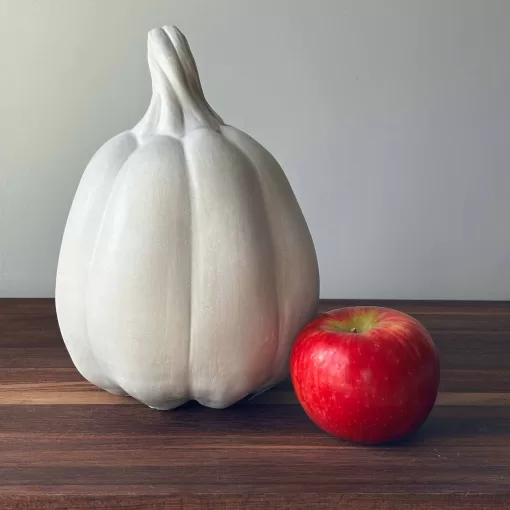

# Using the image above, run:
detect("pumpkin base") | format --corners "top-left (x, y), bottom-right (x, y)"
top-left (146, 398), bottom-right (189, 411)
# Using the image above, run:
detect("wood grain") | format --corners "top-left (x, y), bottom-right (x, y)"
top-left (0, 298), bottom-right (509, 509)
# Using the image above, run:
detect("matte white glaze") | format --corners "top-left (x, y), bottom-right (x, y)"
top-left (55, 26), bottom-right (319, 409)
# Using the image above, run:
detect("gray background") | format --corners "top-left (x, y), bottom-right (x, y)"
top-left (1, 0), bottom-right (509, 299)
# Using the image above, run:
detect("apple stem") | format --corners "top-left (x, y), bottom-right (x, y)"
top-left (351, 327), bottom-right (358, 333)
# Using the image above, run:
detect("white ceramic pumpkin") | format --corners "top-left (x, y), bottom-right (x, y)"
top-left (55, 25), bottom-right (319, 409)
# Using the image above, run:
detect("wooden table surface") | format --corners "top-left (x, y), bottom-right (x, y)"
top-left (0, 299), bottom-right (509, 509)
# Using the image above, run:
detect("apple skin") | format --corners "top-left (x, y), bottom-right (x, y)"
top-left (290, 307), bottom-right (440, 444)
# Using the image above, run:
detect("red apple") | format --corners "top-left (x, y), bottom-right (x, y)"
top-left (290, 307), bottom-right (440, 444)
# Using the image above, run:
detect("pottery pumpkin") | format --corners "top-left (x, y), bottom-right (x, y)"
top-left (55, 26), bottom-right (319, 409)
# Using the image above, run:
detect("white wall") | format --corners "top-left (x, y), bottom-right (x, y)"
top-left (1, 0), bottom-right (509, 299)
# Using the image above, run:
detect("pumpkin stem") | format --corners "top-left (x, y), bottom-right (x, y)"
top-left (134, 26), bottom-right (223, 138)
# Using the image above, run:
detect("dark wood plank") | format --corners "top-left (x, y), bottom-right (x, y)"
top-left (0, 298), bottom-right (509, 508)
top-left (0, 458), bottom-right (508, 490)
top-left (0, 368), bottom-right (84, 384)
top-left (0, 492), bottom-right (507, 510)
top-left (437, 369), bottom-right (510, 392)
top-left (320, 300), bottom-right (510, 332)
top-left (0, 348), bottom-right (74, 368)
top-left (434, 332), bottom-right (510, 370)
top-left (411, 314), bottom-right (510, 332)
top-left (319, 299), bottom-right (510, 315)
top-left (0, 405), bottom-right (508, 447)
